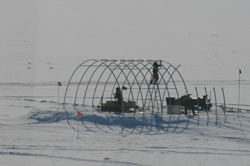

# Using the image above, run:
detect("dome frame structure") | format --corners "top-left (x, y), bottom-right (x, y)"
top-left (63, 59), bottom-right (188, 114)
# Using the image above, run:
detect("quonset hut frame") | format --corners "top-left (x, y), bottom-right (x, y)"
top-left (63, 59), bottom-right (189, 114)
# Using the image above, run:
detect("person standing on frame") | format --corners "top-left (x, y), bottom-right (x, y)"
top-left (150, 61), bottom-right (161, 84)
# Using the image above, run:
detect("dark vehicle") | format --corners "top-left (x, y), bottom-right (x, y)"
top-left (177, 95), bottom-right (212, 115)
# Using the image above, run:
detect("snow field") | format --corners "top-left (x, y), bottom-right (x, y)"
top-left (1, 0), bottom-right (250, 165)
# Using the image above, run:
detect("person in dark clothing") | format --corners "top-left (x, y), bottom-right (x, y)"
top-left (150, 61), bottom-right (161, 84)
top-left (179, 95), bottom-right (196, 115)
top-left (114, 87), bottom-right (123, 111)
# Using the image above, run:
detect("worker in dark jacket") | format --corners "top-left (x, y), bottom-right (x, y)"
top-left (150, 61), bottom-right (161, 84)
top-left (114, 87), bottom-right (123, 111)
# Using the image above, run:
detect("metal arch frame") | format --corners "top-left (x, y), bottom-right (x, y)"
top-left (99, 61), bottom-right (133, 101)
top-left (141, 62), bottom-right (160, 112)
top-left (97, 60), bottom-right (143, 112)
top-left (158, 64), bottom-right (181, 113)
top-left (99, 61), bottom-right (122, 102)
top-left (94, 60), bottom-right (150, 107)
top-left (109, 61), bottom-right (147, 107)
top-left (84, 60), bottom-right (137, 111)
top-left (63, 59), bottom-right (97, 108)
top-left (75, 60), bottom-right (99, 106)
top-left (63, 59), bottom-right (189, 113)
top-left (82, 60), bottom-right (115, 106)
top-left (158, 64), bottom-right (179, 101)
top-left (141, 60), bottom-right (182, 114)
top-left (108, 61), bottom-right (136, 102)
top-left (140, 60), bottom-right (174, 114)
top-left (92, 60), bottom-right (116, 106)
top-left (84, 60), bottom-right (125, 106)
top-left (158, 60), bottom-right (189, 105)
top-left (160, 60), bottom-right (188, 96)
top-left (164, 61), bottom-right (189, 96)
top-left (108, 60), bottom-right (158, 114)
top-left (124, 61), bottom-right (152, 109)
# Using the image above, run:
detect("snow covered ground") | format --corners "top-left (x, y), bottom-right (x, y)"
top-left (1, 85), bottom-right (250, 166)
top-left (1, 0), bottom-right (250, 165)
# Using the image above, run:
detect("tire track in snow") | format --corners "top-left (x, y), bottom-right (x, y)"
top-left (0, 151), bottom-right (146, 166)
